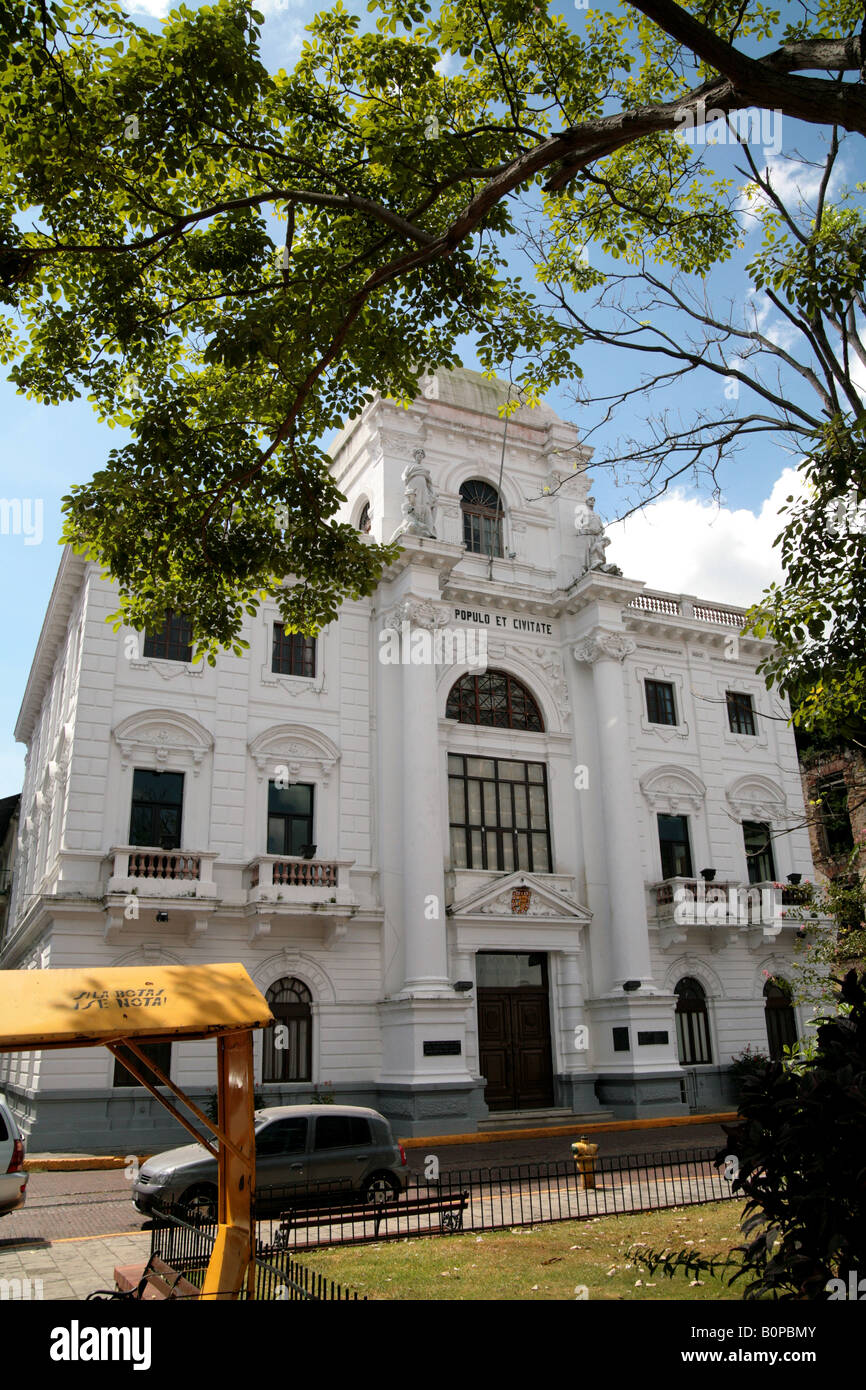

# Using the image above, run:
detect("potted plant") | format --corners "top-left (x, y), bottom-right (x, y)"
top-left (700, 868), bottom-right (717, 882)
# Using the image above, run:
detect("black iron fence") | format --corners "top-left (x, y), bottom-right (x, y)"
top-left (247, 1145), bottom-right (735, 1251)
top-left (152, 1146), bottom-right (736, 1274)
top-left (150, 1208), bottom-right (365, 1300)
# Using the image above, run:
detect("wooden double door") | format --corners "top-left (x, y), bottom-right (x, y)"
top-left (477, 954), bottom-right (554, 1111)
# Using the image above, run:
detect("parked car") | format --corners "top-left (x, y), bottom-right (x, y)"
top-left (0, 1099), bottom-right (28, 1217)
top-left (133, 1104), bottom-right (408, 1218)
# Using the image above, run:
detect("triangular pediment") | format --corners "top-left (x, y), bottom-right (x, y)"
top-left (449, 872), bottom-right (591, 923)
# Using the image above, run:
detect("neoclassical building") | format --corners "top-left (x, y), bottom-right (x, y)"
top-left (0, 369), bottom-right (815, 1148)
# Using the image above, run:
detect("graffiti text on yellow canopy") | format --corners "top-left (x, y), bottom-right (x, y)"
top-left (0, 963), bottom-right (273, 1301)
top-left (0, 963), bottom-right (271, 1048)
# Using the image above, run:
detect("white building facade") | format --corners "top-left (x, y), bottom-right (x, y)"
top-left (1, 370), bottom-right (814, 1149)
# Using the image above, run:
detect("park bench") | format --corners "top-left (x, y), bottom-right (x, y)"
top-left (271, 1189), bottom-right (469, 1248)
top-left (108, 1253), bottom-right (202, 1300)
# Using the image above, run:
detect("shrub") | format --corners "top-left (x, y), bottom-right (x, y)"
top-left (632, 969), bottom-right (866, 1299)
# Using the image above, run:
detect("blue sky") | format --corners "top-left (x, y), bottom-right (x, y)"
top-left (0, 0), bottom-right (855, 792)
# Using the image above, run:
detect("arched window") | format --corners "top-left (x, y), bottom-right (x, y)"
top-left (446, 670), bottom-right (544, 732)
top-left (460, 480), bottom-right (503, 557)
top-left (357, 501), bottom-right (371, 534)
top-left (675, 977), bottom-right (712, 1064)
top-left (263, 977), bottom-right (312, 1083)
top-left (764, 978), bottom-right (797, 1060)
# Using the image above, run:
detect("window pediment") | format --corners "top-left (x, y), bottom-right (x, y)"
top-left (248, 725), bottom-right (340, 785)
top-left (113, 710), bottom-right (214, 776)
top-left (641, 765), bottom-right (706, 814)
top-left (726, 774), bottom-right (787, 822)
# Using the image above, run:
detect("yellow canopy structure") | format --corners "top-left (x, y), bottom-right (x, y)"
top-left (0, 963), bottom-right (274, 1300)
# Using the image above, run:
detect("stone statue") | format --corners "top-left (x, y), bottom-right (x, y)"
top-left (575, 496), bottom-right (622, 575)
top-left (392, 448), bottom-right (438, 540)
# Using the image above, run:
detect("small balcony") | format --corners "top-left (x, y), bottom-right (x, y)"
top-left (106, 846), bottom-right (220, 900)
top-left (245, 855), bottom-right (356, 907)
top-left (648, 877), bottom-right (830, 950)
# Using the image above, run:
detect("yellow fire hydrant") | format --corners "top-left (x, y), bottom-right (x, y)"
top-left (572, 1136), bottom-right (598, 1190)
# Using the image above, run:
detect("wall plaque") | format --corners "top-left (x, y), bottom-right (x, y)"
top-left (423, 1040), bottom-right (462, 1056)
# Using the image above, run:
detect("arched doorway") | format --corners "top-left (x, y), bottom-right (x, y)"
top-left (675, 976), bottom-right (713, 1112)
top-left (764, 978), bottom-right (797, 1059)
top-left (262, 977), bottom-right (312, 1083)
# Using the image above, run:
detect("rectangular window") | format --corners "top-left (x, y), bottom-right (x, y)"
top-left (817, 776), bottom-right (855, 857)
top-left (727, 691), bottom-right (756, 736)
top-left (448, 754), bottom-right (551, 872)
top-left (256, 1117), bottom-right (308, 1156)
top-left (267, 782), bottom-right (314, 856)
top-left (143, 610), bottom-right (193, 663)
top-left (463, 511), bottom-right (503, 557)
top-left (313, 1115), bottom-right (371, 1150)
top-left (113, 1041), bottom-right (171, 1087)
top-left (657, 814), bottom-right (693, 878)
top-left (645, 680), bottom-right (677, 726)
top-left (743, 820), bottom-right (776, 884)
top-left (129, 769), bottom-right (184, 849)
top-left (272, 624), bottom-right (316, 678)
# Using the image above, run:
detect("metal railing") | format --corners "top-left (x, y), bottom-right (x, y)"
top-left (150, 1206), bottom-right (365, 1300)
top-left (244, 1147), bottom-right (735, 1252)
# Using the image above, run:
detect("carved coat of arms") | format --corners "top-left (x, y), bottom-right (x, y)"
top-left (511, 887), bottom-right (531, 914)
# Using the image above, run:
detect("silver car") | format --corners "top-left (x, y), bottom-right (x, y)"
top-left (133, 1104), bottom-right (407, 1218)
top-left (0, 1099), bottom-right (28, 1217)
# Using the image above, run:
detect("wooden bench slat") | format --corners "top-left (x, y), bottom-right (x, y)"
top-left (114, 1256), bottom-right (200, 1301)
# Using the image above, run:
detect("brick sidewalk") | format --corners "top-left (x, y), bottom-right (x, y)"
top-left (0, 1232), bottom-right (151, 1301)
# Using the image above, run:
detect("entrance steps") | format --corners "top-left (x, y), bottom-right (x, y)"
top-left (477, 1108), bottom-right (614, 1132)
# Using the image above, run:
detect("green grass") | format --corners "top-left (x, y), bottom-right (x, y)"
top-left (289, 1201), bottom-right (749, 1300)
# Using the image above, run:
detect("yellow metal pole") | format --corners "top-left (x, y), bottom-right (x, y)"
top-left (201, 1029), bottom-right (256, 1300)
top-left (121, 1039), bottom-right (248, 1163)
top-left (104, 1043), bottom-right (219, 1159)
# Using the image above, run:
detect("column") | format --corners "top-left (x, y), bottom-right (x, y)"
top-left (399, 600), bottom-right (450, 993)
top-left (573, 629), bottom-right (652, 989)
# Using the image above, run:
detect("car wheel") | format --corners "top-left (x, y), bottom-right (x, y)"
top-left (361, 1173), bottom-right (400, 1205)
top-left (180, 1183), bottom-right (218, 1222)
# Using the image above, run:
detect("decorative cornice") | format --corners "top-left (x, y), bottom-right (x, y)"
top-left (15, 548), bottom-right (89, 745)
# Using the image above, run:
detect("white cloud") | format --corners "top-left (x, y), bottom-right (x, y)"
top-left (605, 467), bottom-right (806, 609)
top-left (253, 0), bottom-right (309, 14)
top-left (127, 0), bottom-right (172, 15)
